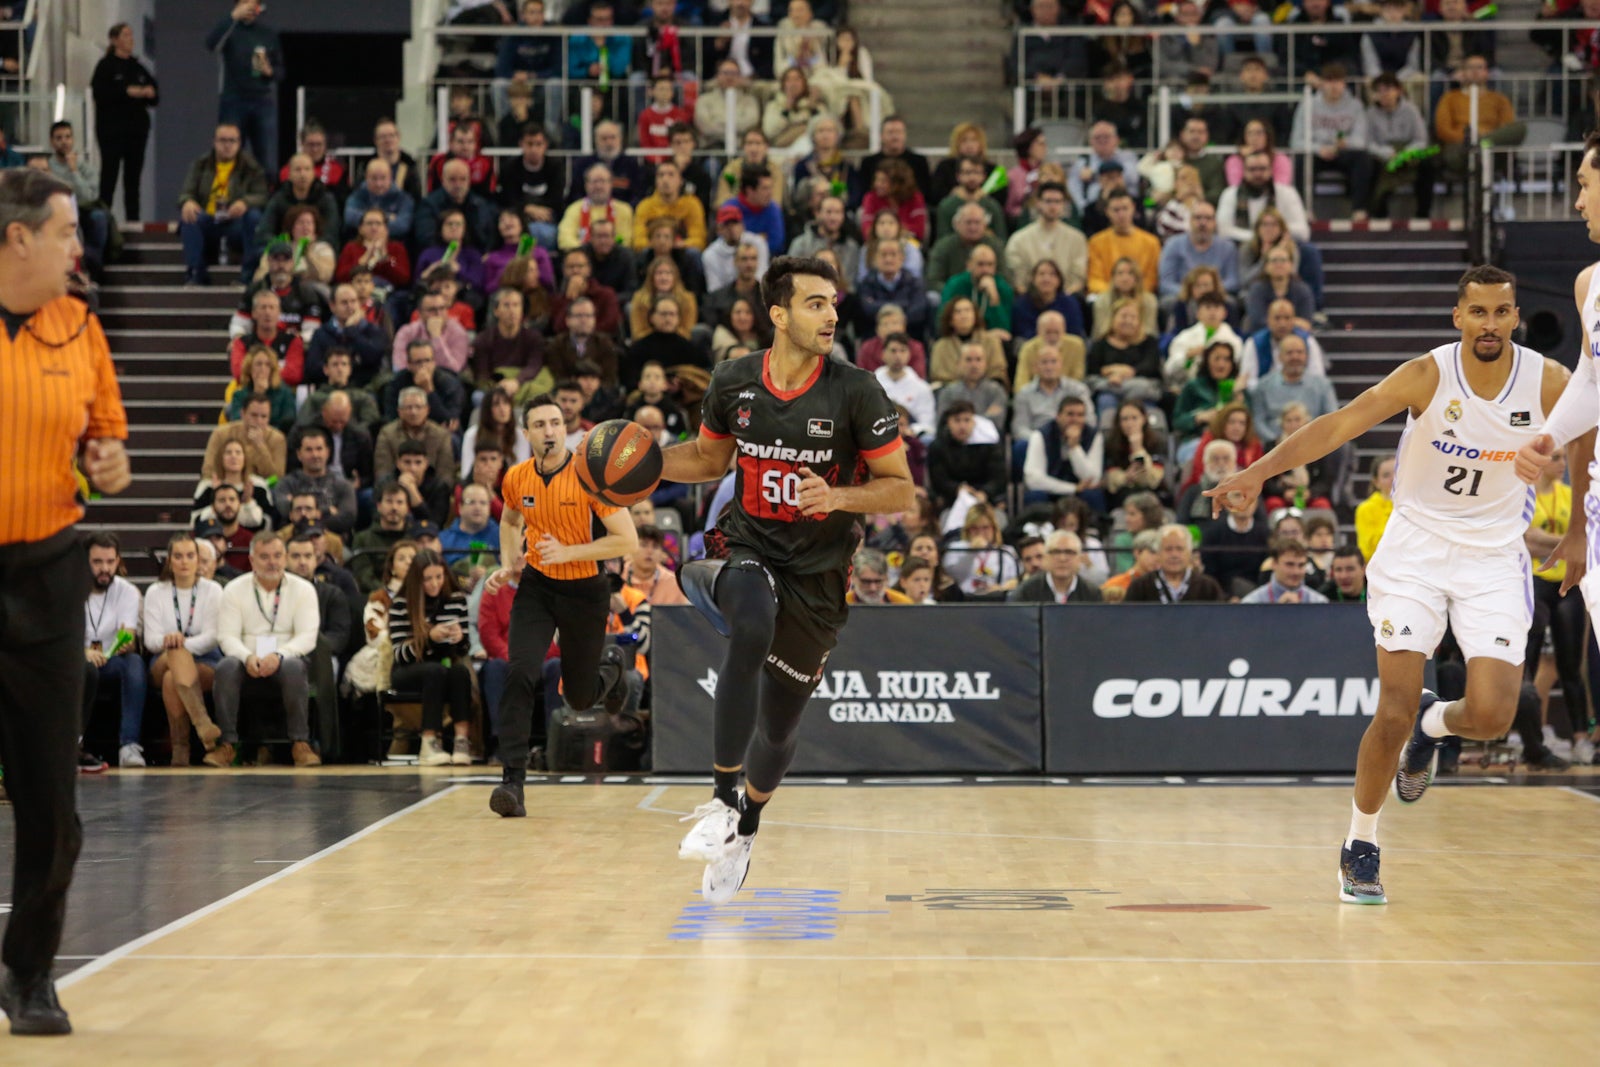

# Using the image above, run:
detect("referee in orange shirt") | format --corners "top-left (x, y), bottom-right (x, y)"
top-left (0, 170), bottom-right (130, 1036)
top-left (483, 392), bottom-right (638, 817)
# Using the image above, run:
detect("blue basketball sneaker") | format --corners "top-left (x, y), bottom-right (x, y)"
top-left (1395, 689), bottom-right (1443, 804)
top-left (1338, 840), bottom-right (1387, 904)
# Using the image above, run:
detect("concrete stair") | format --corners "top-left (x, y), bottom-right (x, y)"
top-left (849, 0), bottom-right (1014, 149)
top-left (1313, 225), bottom-right (1472, 500)
top-left (83, 230), bottom-right (242, 580)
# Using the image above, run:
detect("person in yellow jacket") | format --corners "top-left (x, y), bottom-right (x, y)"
top-left (1523, 448), bottom-right (1594, 750)
top-left (1354, 453), bottom-right (1395, 564)
top-left (1435, 54), bottom-right (1526, 178)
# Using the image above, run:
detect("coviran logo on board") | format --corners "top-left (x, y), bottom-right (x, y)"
top-left (1091, 659), bottom-right (1379, 719)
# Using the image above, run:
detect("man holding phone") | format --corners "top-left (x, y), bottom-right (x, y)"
top-left (206, 1), bottom-right (283, 174)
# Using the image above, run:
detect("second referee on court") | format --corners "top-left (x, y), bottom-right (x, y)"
top-left (483, 393), bottom-right (638, 817)
top-left (0, 169), bottom-right (130, 1036)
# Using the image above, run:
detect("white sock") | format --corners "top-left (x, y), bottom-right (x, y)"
top-left (1345, 799), bottom-right (1379, 849)
top-left (1421, 700), bottom-right (1454, 739)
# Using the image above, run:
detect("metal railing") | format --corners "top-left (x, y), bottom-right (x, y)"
top-left (1, 80), bottom-right (86, 153)
top-left (1013, 18), bottom-right (1600, 104)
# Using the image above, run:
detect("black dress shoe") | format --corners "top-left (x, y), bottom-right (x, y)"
top-left (0, 969), bottom-right (72, 1035)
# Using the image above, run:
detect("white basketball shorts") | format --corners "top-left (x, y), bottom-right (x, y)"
top-left (1365, 513), bottom-right (1532, 665)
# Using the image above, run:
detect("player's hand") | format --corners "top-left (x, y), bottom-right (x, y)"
top-left (85, 438), bottom-right (132, 495)
top-left (1546, 525), bottom-right (1589, 597)
top-left (245, 654), bottom-right (262, 677)
top-left (1204, 468), bottom-right (1264, 519)
top-left (258, 652), bottom-right (281, 677)
top-left (1515, 434), bottom-right (1556, 484)
top-left (534, 533), bottom-right (573, 564)
top-left (795, 466), bottom-right (836, 517)
top-left (484, 567), bottom-right (515, 595)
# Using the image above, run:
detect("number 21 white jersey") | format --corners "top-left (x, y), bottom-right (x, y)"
top-left (1390, 342), bottom-right (1544, 549)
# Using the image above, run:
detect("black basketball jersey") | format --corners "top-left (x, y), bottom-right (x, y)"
top-left (700, 351), bottom-right (901, 574)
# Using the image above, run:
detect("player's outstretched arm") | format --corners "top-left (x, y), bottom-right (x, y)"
top-left (661, 431), bottom-right (736, 485)
top-left (796, 447), bottom-right (917, 518)
top-left (1520, 281), bottom-right (1600, 482)
top-left (1206, 355), bottom-right (1434, 517)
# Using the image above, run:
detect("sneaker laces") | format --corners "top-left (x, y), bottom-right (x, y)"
top-left (1346, 845), bottom-right (1381, 886)
top-left (680, 799), bottom-right (733, 824)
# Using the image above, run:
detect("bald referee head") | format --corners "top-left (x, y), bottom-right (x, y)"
top-left (0, 168), bottom-right (83, 311)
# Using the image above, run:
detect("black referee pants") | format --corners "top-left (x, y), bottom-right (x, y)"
top-left (0, 529), bottom-right (89, 982)
top-left (497, 568), bottom-right (611, 770)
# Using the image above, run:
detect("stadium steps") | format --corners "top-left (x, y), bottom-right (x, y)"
top-left (83, 231), bottom-right (242, 580)
top-left (1310, 224), bottom-right (1472, 500)
top-left (850, 0), bottom-right (1014, 149)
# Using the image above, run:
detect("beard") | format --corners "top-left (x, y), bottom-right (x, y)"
top-left (93, 573), bottom-right (112, 589)
top-left (786, 318), bottom-right (830, 357)
top-left (1241, 179), bottom-right (1271, 198)
top-left (1471, 336), bottom-right (1505, 362)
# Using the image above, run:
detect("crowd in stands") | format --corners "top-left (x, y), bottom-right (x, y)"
top-left (61, 0), bottom-right (1600, 771)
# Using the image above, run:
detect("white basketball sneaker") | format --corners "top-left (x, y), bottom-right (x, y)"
top-left (678, 797), bottom-right (741, 863)
top-left (702, 833), bottom-right (755, 904)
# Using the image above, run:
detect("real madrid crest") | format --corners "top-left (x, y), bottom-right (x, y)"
top-left (1444, 399), bottom-right (1462, 423)
top-left (1380, 620), bottom-right (1394, 639)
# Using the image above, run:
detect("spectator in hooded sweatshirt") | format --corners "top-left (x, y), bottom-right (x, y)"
top-left (1289, 62), bottom-right (1373, 222)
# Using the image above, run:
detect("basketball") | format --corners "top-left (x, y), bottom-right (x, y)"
top-left (574, 419), bottom-right (663, 507)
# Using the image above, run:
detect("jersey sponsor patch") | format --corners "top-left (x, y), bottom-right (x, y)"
top-left (1510, 411), bottom-right (1530, 427)
top-left (807, 418), bottom-right (833, 437)
top-left (521, 495), bottom-right (537, 506)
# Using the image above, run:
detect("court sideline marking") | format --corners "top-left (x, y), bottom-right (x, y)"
top-left (637, 788), bottom-right (1600, 860)
top-left (85, 951), bottom-right (1600, 968)
top-left (57, 784), bottom-right (463, 991)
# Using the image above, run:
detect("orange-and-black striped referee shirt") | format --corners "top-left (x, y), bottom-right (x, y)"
top-left (500, 453), bottom-right (619, 582)
top-left (0, 296), bottom-right (127, 546)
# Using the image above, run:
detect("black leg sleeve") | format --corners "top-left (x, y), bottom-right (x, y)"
top-left (712, 563), bottom-right (779, 770)
top-left (744, 671), bottom-right (814, 795)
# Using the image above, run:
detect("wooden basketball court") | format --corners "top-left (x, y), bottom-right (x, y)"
top-left (6, 777), bottom-right (1598, 1065)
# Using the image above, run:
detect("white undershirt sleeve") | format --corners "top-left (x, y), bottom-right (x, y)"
top-left (1543, 349), bottom-right (1600, 450)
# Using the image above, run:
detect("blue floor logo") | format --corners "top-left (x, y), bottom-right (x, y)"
top-left (670, 888), bottom-right (886, 941)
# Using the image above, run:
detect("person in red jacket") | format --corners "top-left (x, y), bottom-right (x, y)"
top-left (476, 569), bottom-right (517, 749)
top-left (227, 289), bottom-right (306, 385)
top-left (859, 158), bottom-right (929, 243)
top-left (428, 122), bottom-right (495, 200)
top-left (279, 120), bottom-right (348, 197)
top-left (636, 74), bottom-right (691, 165)
top-left (336, 209), bottom-right (411, 290)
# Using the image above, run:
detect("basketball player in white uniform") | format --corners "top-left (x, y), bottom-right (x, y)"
top-left (1207, 266), bottom-right (1571, 905)
top-left (1514, 139), bottom-right (1600, 700)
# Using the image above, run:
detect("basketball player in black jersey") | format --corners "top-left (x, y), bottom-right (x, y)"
top-left (661, 256), bottom-right (915, 902)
